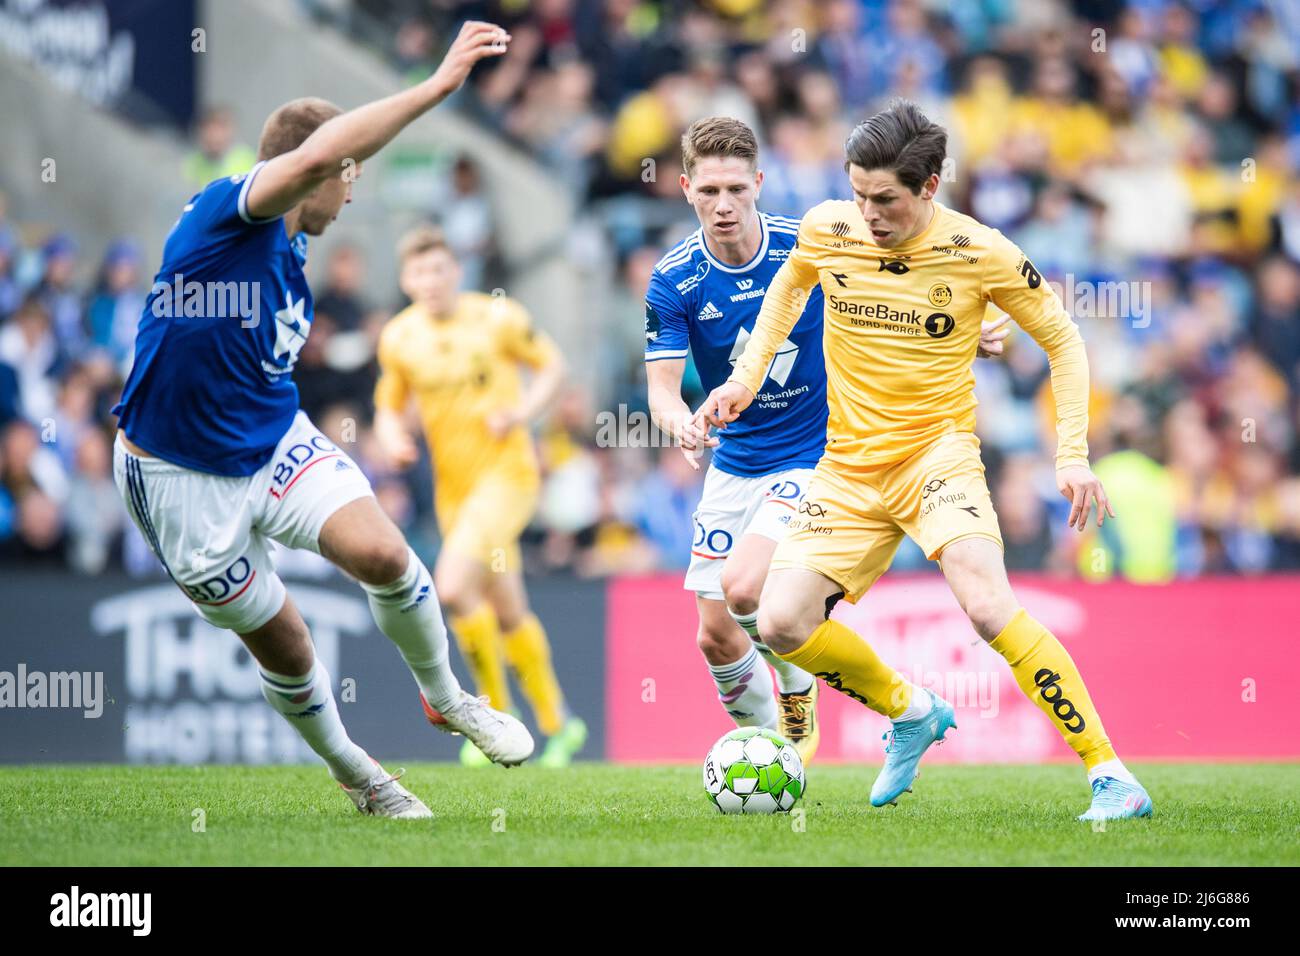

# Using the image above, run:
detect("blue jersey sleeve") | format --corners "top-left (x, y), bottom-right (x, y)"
top-left (178, 162), bottom-right (279, 244)
top-left (644, 268), bottom-right (689, 361)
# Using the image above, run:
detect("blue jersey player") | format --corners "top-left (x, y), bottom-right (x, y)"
top-left (112, 21), bottom-right (533, 818)
top-left (645, 118), bottom-right (1010, 762)
top-left (645, 118), bottom-right (827, 759)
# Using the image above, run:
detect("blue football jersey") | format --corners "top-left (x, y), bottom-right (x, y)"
top-left (645, 212), bottom-right (827, 477)
top-left (113, 162), bottom-right (313, 476)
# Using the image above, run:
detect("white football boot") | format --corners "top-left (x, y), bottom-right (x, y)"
top-left (340, 764), bottom-right (432, 819)
top-left (421, 690), bottom-right (535, 766)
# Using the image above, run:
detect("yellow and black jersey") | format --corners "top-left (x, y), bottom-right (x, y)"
top-left (730, 200), bottom-right (1090, 471)
top-left (375, 291), bottom-right (560, 503)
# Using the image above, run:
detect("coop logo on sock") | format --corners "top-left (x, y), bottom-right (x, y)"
top-left (1034, 668), bottom-right (1086, 733)
top-left (817, 671), bottom-right (870, 708)
top-left (50, 886), bottom-right (151, 936)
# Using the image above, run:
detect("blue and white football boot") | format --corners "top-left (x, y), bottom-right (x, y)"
top-left (870, 690), bottom-right (957, 807)
top-left (1077, 776), bottom-right (1154, 821)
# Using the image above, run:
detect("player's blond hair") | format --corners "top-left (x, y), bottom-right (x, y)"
top-left (256, 97), bottom-right (344, 161)
top-left (396, 224), bottom-right (451, 264)
top-left (681, 117), bottom-right (758, 177)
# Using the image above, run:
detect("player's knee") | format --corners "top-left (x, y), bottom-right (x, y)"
top-left (696, 621), bottom-right (744, 667)
top-left (494, 604), bottom-right (527, 633)
top-left (756, 603), bottom-right (808, 656)
top-left (432, 564), bottom-right (474, 616)
top-left (348, 536), bottom-right (411, 588)
top-left (720, 567), bottom-right (763, 616)
top-left (961, 592), bottom-right (1014, 642)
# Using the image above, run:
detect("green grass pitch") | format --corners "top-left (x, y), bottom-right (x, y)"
top-left (1, 763), bottom-right (1296, 866)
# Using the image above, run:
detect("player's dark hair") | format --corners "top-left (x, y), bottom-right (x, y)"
top-left (257, 97), bottom-right (344, 161)
top-left (844, 99), bottom-right (947, 194)
top-left (681, 117), bottom-right (758, 177)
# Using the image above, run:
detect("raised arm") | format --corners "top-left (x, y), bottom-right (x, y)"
top-left (245, 21), bottom-right (510, 220)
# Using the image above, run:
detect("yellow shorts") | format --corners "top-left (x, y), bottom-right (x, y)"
top-left (437, 471), bottom-right (538, 572)
top-left (770, 431), bottom-right (1003, 601)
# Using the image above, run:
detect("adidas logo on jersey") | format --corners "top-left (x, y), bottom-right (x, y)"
top-left (698, 301), bottom-right (724, 321)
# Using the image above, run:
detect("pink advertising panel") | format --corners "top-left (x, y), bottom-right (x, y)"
top-left (605, 573), bottom-right (1299, 763)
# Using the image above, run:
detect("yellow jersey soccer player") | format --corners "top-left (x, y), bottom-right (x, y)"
top-left (699, 101), bottom-right (1152, 822)
top-left (374, 227), bottom-right (587, 767)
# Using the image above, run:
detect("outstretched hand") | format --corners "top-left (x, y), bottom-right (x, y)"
top-left (430, 21), bottom-right (512, 97)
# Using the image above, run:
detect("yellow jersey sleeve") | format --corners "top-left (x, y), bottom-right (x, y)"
top-left (494, 296), bottom-right (562, 371)
top-left (373, 317), bottom-right (412, 413)
top-left (729, 212), bottom-right (822, 396)
top-left (982, 231), bottom-right (1090, 469)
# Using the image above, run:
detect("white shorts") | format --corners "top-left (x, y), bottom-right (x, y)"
top-left (113, 411), bottom-right (374, 633)
top-left (684, 464), bottom-right (816, 601)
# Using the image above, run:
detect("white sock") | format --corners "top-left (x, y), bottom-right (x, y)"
top-left (709, 645), bottom-right (778, 730)
top-left (259, 660), bottom-right (373, 787)
top-left (728, 608), bottom-right (814, 694)
top-left (361, 548), bottom-right (461, 712)
top-left (1087, 758), bottom-right (1139, 786)
top-left (895, 684), bottom-right (933, 722)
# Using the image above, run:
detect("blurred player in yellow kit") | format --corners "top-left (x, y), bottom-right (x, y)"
top-left (698, 101), bottom-right (1153, 821)
top-left (375, 226), bottom-right (587, 767)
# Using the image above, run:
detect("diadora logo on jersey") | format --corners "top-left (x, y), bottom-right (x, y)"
top-left (736, 279), bottom-right (754, 290)
top-left (729, 326), bottom-right (797, 387)
top-left (698, 301), bottom-right (724, 321)
top-left (830, 271), bottom-right (848, 287)
top-left (878, 258), bottom-right (910, 275)
top-left (263, 291), bottom-right (311, 378)
top-left (675, 259), bottom-right (711, 293)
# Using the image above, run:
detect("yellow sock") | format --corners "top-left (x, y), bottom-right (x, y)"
top-left (990, 608), bottom-right (1117, 769)
top-left (450, 604), bottom-right (512, 712)
top-left (778, 619), bottom-right (911, 719)
top-left (502, 614), bottom-right (566, 736)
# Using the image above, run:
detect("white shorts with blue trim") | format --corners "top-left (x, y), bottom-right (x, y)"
top-left (684, 464), bottom-right (816, 601)
top-left (113, 411), bottom-right (373, 633)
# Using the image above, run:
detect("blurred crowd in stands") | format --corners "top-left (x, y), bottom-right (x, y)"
top-left (3, 0), bottom-right (1299, 582)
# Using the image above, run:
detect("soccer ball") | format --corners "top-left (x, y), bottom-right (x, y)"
top-left (703, 727), bottom-right (806, 814)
